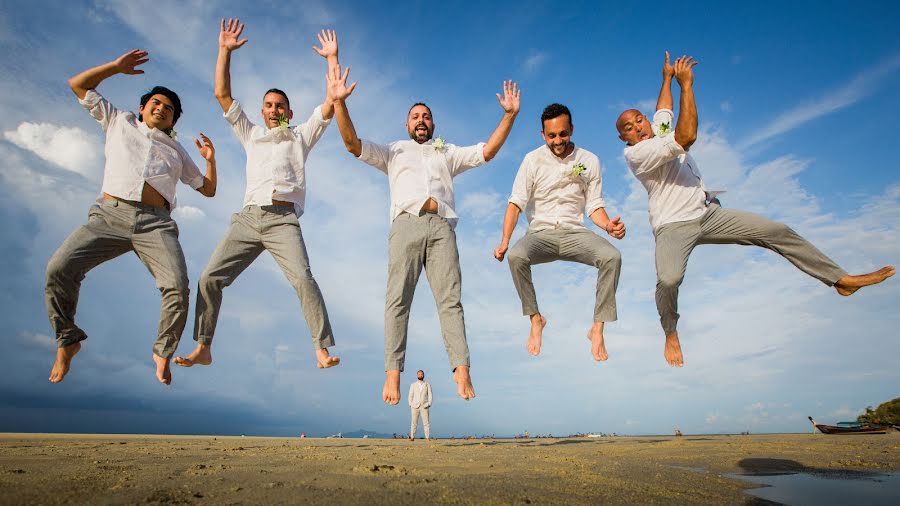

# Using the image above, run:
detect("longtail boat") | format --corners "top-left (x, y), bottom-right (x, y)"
top-left (807, 416), bottom-right (887, 435)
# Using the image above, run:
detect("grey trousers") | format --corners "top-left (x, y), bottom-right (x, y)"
top-left (194, 205), bottom-right (334, 349)
top-left (507, 228), bottom-right (622, 322)
top-left (654, 202), bottom-right (848, 335)
top-left (410, 406), bottom-right (431, 438)
top-left (45, 200), bottom-right (190, 358)
top-left (385, 213), bottom-right (468, 372)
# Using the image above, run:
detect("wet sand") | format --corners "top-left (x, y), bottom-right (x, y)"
top-left (1, 432), bottom-right (898, 504)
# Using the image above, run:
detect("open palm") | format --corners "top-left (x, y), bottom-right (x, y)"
top-left (220, 18), bottom-right (248, 51)
top-left (496, 80), bottom-right (521, 114)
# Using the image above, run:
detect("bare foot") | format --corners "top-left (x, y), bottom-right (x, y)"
top-left (382, 370), bottom-right (401, 405)
top-left (316, 348), bottom-right (340, 369)
top-left (834, 266), bottom-right (895, 296)
top-left (526, 314), bottom-right (547, 356)
top-left (664, 332), bottom-right (684, 368)
top-left (174, 344), bottom-right (212, 368)
top-left (49, 342), bottom-right (81, 383)
top-left (587, 322), bottom-right (608, 361)
top-left (453, 366), bottom-right (476, 401)
top-left (152, 354), bottom-right (172, 385)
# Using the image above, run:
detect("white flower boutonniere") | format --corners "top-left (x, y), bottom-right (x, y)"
top-left (433, 136), bottom-right (446, 151)
top-left (571, 162), bottom-right (588, 178)
top-left (277, 114), bottom-right (290, 132)
top-left (658, 121), bottom-right (672, 136)
top-left (167, 130), bottom-right (177, 141)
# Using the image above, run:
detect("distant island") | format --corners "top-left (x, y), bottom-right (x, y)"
top-left (857, 397), bottom-right (900, 426)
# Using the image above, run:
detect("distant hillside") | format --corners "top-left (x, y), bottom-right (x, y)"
top-left (340, 429), bottom-right (395, 439)
top-left (857, 397), bottom-right (900, 425)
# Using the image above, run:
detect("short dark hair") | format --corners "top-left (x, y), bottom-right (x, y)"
top-left (408, 102), bottom-right (433, 119)
top-left (541, 103), bottom-right (572, 130)
top-left (264, 88), bottom-right (291, 109)
top-left (139, 86), bottom-right (182, 128)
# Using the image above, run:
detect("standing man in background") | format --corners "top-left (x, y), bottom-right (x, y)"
top-left (408, 370), bottom-right (433, 441)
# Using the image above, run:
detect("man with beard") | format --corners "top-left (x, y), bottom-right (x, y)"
top-left (616, 52), bottom-right (895, 367)
top-left (407, 370), bottom-right (432, 440)
top-left (326, 64), bottom-right (521, 404)
top-left (174, 19), bottom-right (341, 370)
top-left (47, 49), bottom-right (218, 385)
top-left (494, 103), bottom-right (625, 362)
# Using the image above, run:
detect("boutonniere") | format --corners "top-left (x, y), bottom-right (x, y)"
top-left (571, 162), bottom-right (588, 178)
top-left (277, 114), bottom-right (290, 131)
top-left (658, 121), bottom-right (672, 136)
top-left (433, 136), bottom-right (446, 151)
top-left (167, 130), bottom-right (177, 141)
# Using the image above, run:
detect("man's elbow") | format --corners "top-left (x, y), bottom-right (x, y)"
top-left (675, 132), bottom-right (697, 150)
top-left (345, 141), bottom-right (362, 157)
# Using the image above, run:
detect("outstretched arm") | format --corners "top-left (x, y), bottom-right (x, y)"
top-left (327, 65), bottom-right (362, 157)
top-left (493, 203), bottom-right (521, 261)
top-left (656, 51), bottom-right (675, 111)
top-left (673, 56), bottom-right (698, 150)
top-left (193, 133), bottom-right (218, 197)
top-left (312, 29), bottom-right (340, 120)
top-left (68, 49), bottom-right (148, 100)
top-left (214, 18), bottom-right (248, 113)
top-left (589, 208), bottom-right (626, 240)
top-left (482, 80), bottom-right (521, 161)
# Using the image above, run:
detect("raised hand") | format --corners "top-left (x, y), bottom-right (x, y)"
top-left (662, 51), bottom-right (674, 79)
top-left (606, 216), bottom-right (626, 240)
top-left (312, 29), bottom-right (338, 58)
top-left (114, 49), bottom-right (149, 75)
top-left (194, 133), bottom-right (215, 161)
top-left (326, 64), bottom-right (357, 102)
top-left (673, 55), bottom-right (698, 87)
top-left (496, 80), bottom-right (521, 114)
top-left (220, 18), bottom-right (248, 51)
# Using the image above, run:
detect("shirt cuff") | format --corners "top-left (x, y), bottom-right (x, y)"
top-left (223, 99), bottom-right (243, 125)
top-left (188, 174), bottom-right (205, 190)
top-left (508, 197), bottom-right (526, 212)
top-left (586, 199), bottom-right (606, 216)
top-left (313, 104), bottom-right (332, 125)
top-left (79, 89), bottom-right (103, 110)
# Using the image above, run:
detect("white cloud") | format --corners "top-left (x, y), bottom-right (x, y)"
top-left (523, 51), bottom-right (547, 74)
top-left (172, 205), bottom-right (206, 221)
top-left (720, 100), bottom-right (732, 113)
top-left (459, 190), bottom-right (505, 223)
top-left (739, 53), bottom-right (900, 149)
top-left (4, 122), bottom-right (101, 180)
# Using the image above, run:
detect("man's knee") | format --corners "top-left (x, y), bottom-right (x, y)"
top-left (45, 253), bottom-right (69, 286)
top-left (507, 247), bottom-right (530, 268)
top-left (595, 248), bottom-right (622, 269)
top-left (657, 272), bottom-right (684, 291)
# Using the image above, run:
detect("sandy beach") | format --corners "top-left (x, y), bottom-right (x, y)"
top-left (1, 432), bottom-right (898, 504)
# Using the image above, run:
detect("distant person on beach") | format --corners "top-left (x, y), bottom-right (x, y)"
top-left (46, 49), bottom-right (218, 385)
top-left (327, 62), bottom-right (521, 404)
top-left (616, 52), bottom-right (895, 367)
top-left (493, 103), bottom-right (625, 362)
top-left (174, 19), bottom-right (341, 371)
top-left (408, 370), bottom-right (433, 441)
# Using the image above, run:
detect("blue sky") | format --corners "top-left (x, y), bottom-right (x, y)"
top-left (1, 0), bottom-right (898, 437)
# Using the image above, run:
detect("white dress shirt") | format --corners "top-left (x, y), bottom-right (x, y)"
top-left (508, 145), bottom-right (606, 232)
top-left (357, 139), bottom-right (486, 229)
top-left (224, 100), bottom-right (331, 217)
top-left (80, 90), bottom-right (204, 209)
top-left (623, 109), bottom-right (708, 231)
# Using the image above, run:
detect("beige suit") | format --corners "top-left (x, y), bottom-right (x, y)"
top-left (408, 380), bottom-right (432, 439)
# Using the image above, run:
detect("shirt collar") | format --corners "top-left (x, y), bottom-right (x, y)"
top-left (542, 143), bottom-right (578, 163)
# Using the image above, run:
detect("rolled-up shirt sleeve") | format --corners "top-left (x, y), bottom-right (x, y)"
top-left (508, 158), bottom-right (531, 211)
top-left (624, 134), bottom-right (686, 176)
top-left (585, 156), bottom-right (606, 215)
top-left (296, 105), bottom-right (331, 151)
top-left (178, 146), bottom-right (206, 190)
top-left (223, 100), bottom-right (254, 147)
top-left (448, 142), bottom-right (487, 176)
top-left (358, 140), bottom-right (390, 174)
top-left (79, 89), bottom-right (118, 132)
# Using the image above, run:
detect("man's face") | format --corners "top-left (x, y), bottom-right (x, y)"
top-left (139, 94), bottom-right (176, 132)
top-left (541, 115), bottom-right (574, 158)
top-left (416, 371), bottom-right (424, 381)
top-left (261, 92), bottom-right (293, 129)
top-left (407, 105), bottom-right (434, 143)
top-left (616, 109), bottom-right (653, 146)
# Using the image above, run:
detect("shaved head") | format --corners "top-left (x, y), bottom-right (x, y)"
top-left (616, 109), bottom-right (641, 133)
